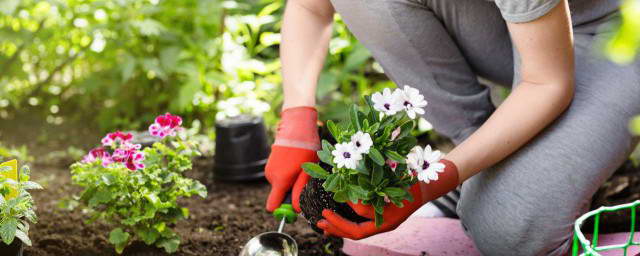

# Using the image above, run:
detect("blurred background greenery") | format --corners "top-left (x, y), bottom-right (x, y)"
top-left (0, 0), bottom-right (638, 156)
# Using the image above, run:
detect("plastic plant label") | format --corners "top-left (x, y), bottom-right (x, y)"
top-left (0, 159), bottom-right (19, 200)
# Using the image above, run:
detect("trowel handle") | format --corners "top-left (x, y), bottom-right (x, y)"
top-left (273, 192), bottom-right (297, 224)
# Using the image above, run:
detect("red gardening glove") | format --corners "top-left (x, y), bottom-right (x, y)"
top-left (265, 107), bottom-right (320, 213)
top-left (317, 159), bottom-right (459, 240)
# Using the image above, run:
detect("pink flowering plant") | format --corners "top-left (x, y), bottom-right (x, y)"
top-left (302, 86), bottom-right (444, 226)
top-left (70, 113), bottom-right (207, 254)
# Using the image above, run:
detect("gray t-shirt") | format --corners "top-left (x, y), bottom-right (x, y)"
top-left (491, 0), bottom-right (620, 24)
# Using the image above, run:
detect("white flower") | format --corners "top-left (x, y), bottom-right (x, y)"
top-left (350, 131), bottom-right (373, 154)
top-left (371, 88), bottom-right (403, 116)
top-left (406, 145), bottom-right (445, 183)
top-left (332, 142), bottom-right (362, 169)
top-left (399, 86), bottom-right (427, 119)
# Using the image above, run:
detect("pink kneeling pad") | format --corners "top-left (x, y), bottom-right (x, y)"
top-left (342, 217), bottom-right (480, 256)
top-left (342, 216), bottom-right (640, 256)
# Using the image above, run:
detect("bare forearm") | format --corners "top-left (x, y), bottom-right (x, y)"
top-left (446, 81), bottom-right (573, 181)
top-left (281, 0), bottom-right (334, 109)
top-left (445, 0), bottom-right (575, 182)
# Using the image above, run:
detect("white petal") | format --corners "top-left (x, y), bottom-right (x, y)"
top-left (430, 163), bottom-right (446, 172)
top-left (427, 150), bottom-right (442, 163)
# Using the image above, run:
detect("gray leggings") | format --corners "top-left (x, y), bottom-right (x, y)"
top-left (328, 0), bottom-right (640, 255)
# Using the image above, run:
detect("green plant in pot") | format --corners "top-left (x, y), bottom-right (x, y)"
top-left (70, 113), bottom-right (207, 254)
top-left (300, 86), bottom-right (440, 230)
top-left (0, 160), bottom-right (42, 256)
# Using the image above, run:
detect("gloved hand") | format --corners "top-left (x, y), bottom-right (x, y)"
top-left (317, 159), bottom-right (459, 240)
top-left (265, 106), bottom-right (320, 213)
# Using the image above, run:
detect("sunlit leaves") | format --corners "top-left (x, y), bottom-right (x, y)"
top-left (630, 115), bottom-right (640, 135)
top-left (606, 0), bottom-right (640, 64)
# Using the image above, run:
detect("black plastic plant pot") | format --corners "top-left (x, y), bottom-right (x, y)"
top-left (300, 175), bottom-right (369, 234)
top-left (213, 115), bottom-right (270, 181)
top-left (128, 130), bottom-right (161, 149)
top-left (0, 239), bottom-right (24, 256)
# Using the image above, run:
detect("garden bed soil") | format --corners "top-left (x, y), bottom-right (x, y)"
top-left (15, 146), bottom-right (640, 255)
top-left (24, 159), bottom-right (346, 256)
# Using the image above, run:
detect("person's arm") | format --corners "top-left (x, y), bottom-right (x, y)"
top-left (317, 0), bottom-right (576, 239)
top-left (446, 0), bottom-right (575, 181)
top-left (280, 0), bottom-right (334, 109)
top-left (264, 0), bottom-right (334, 212)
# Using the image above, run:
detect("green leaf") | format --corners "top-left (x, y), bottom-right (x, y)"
top-left (348, 185), bottom-right (368, 201)
top-left (326, 121), bottom-right (340, 141)
top-left (317, 150), bottom-right (333, 165)
top-left (383, 187), bottom-right (406, 198)
top-left (21, 181), bottom-right (42, 190)
top-left (159, 237), bottom-right (180, 253)
top-left (396, 121), bottom-right (415, 140)
top-left (385, 151), bottom-right (406, 164)
top-left (109, 228), bottom-right (130, 246)
top-left (301, 163), bottom-right (330, 179)
top-left (333, 191), bottom-right (348, 203)
top-left (358, 175), bottom-right (373, 190)
top-left (14, 229), bottom-right (31, 246)
top-left (350, 105), bottom-right (361, 131)
top-left (344, 44), bottom-right (372, 71)
top-left (355, 160), bottom-right (369, 175)
top-left (322, 139), bottom-right (335, 151)
top-left (89, 188), bottom-right (113, 207)
top-left (0, 218), bottom-right (17, 245)
top-left (368, 148), bottom-right (385, 166)
top-left (139, 228), bottom-right (160, 245)
top-left (371, 165), bottom-right (383, 186)
top-left (322, 174), bottom-right (339, 192)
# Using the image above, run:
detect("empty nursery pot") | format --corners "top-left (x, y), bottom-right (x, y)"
top-left (0, 239), bottom-right (24, 256)
top-left (214, 115), bottom-right (270, 181)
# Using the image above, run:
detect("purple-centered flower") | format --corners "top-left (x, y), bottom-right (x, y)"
top-left (331, 142), bottom-right (362, 169)
top-left (406, 145), bottom-right (445, 183)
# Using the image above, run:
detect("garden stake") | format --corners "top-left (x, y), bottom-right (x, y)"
top-left (239, 192), bottom-right (298, 256)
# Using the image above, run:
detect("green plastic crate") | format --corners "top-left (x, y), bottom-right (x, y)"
top-left (573, 200), bottom-right (640, 256)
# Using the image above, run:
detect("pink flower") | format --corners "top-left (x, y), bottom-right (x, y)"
top-left (102, 131), bottom-right (134, 148)
top-left (149, 113), bottom-right (183, 138)
top-left (155, 112), bottom-right (182, 128)
top-left (125, 151), bottom-right (145, 171)
top-left (83, 147), bottom-right (108, 163)
top-left (386, 159), bottom-right (398, 171)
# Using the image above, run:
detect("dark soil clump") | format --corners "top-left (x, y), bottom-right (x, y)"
top-left (300, 177), bottom-right (369, 234)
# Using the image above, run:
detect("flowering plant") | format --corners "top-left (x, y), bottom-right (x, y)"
top-left (0, 163), bottom-right (42, 247)
top-left (302, 86), bottom-right (444, 226)
top-left (70, 113), bottom-right (207, 254)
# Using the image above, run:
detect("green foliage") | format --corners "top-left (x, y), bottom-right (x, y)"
top-left (0, 165), bottom-right (42, 246)
top-left (70, 136), bottom-right (207, 254)
top-left (630, 115), bottom-right (640, 136)
top-left (605, 0), bottom-right (640, 64)
top-left (0, 0), bottom-right (282, 132)
top-left (0, 142), bottom-right (32, 163)
top-left (302, 91), bottom-right (419, 227)
top-left (0, 0), bottom-right (387, 137)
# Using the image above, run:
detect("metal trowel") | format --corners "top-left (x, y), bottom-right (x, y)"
top-left (239, 193), bottom-right (298, 256)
